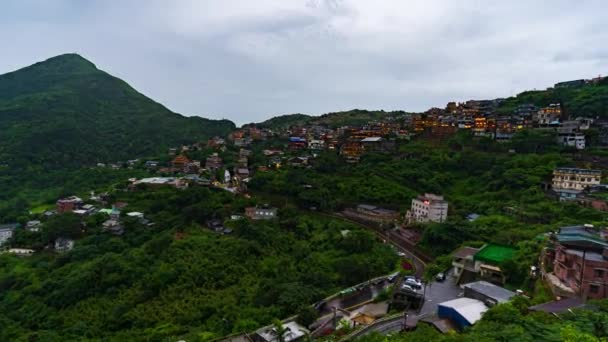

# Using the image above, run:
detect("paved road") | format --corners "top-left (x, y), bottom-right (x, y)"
top-left (353, 269), bottom-right (462, 338)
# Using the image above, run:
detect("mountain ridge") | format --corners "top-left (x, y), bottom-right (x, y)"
top-left (0, 53), bottom-right (235, 169)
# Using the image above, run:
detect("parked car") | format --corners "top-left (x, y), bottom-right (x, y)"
top-left (400, 284), bottom-right (415, 292)
top-left (397, 251), bottom-right (406, 257)
top-left (404, 278), bottom-right (422, 289)
top-left (387, 272), bottom-right (400, 283)
top-left (436, 272), bottom-right (446, 282)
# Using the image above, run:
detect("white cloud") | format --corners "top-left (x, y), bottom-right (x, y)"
top-left (0, 0), bottom-right (606, 124)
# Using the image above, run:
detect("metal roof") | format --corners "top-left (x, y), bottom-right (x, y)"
top-left (438, 297), bottom-right (487, 325)
top-left (463, 281), bottom-right (516, 303)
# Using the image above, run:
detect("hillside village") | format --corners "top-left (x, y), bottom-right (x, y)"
top-left (2, 75), bottom-right (608, 340)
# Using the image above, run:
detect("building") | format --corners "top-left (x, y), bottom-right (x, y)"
top-left (437, 298), bottom-right (488, 331)
top-left (0, 223), bottom-right (18, 245)
top-left (462, 281), bottom-right (516, 306)
top-left (56, 196), bottom-right (83, 214)
top-left (550, 225), bottom-right (608, 299)
top-left (360, 137), bottom-right (385, 152)
top-left (172, 154), bottom-right (192, 171)
top-left (354, 204), bottom-right (400, 224)
top-left (205, 153), bottom-right (223, 170)
top-left (557, 132), bottom-right (586, 150)
top-left (245, 206), bottom-right (278, 220)
top-left (308, 139), bottom-right (325, 150)
top-left (254, 321), bottom-right (309, 342)
top-left (6, 248), bottom-right (35, 256)
top-left (288, 137), bottom-right (307, 150)
top-left (407, 193), bottom-right (448, 223)
top-left (536, 104), bottom-right (562, 126)
top-left (340, 141), bottom-right (363, 162)
top-left (555, 79), bottom-right (585, 88)
top-left (552, 168), bottom-right (602, 200)
top-left (26, 220), bottom-right (41, 232)
top-left (474, 244), bottom-right (516, 285)
top-left (452, 244), bottom-right (515, 285)
top-left (452, 247), bottom-right (481, 284)
top-left (54, 238), bottom-right (74, 252)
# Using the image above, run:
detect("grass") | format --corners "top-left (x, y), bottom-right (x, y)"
top-left (29, 203), bottom-right (54, 214)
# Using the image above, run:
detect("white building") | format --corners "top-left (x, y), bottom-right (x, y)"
top-left (0, 224), bottom-right (18, 246)
top-left (407, 193), bottom-right (448, 223)
top-left (54, 238), bottom-right (74, 252)
top-left (552, 168), bottom-right (601, 200)
top-left (557, 132), bottom-right (586, 150)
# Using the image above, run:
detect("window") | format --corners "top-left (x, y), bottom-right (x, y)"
top-left (594, 269), bottom-right (605, 278)
top-left (590, 284), bottom-right (600, 294)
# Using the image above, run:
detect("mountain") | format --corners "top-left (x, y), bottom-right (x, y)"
top-left (0, 54), bottom-right (235, 169)
top-left (251, 109), bottom-right (408, 130)
top-left (497, 78), bottom-right (608, 117)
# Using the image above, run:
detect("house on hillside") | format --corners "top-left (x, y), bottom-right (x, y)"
top-left (0, 223), bottom-right (18, 246)
top-left (451, 244), bottom-right (515, 285)
top-left (552, 167), bottom-right (602, 200)
top-left (56, 196), bottom-right (83, 214)
top-left (54, 238), bottom-right (74, 252)
top-left (547, 225), bottom-right (608, 299)
top-left (245, 206), bottom-right (278, 220)
top-left (253, 321), bottom-right (309, 342)
top-left (406, 193), bottom-right (448, 223)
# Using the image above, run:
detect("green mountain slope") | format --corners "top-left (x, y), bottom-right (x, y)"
top-left (497, 78), bottom-right (608, 116)
top-left (0, 54), bottom-right (235, 169)
top-left (252, 109), bottom-right (407, 130)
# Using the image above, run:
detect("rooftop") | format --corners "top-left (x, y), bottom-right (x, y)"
top-left (361, 136), bottom-right (383, 142)
top-left (256, 321), bottom-right (309, 342)
top-left (438, 297), bottom-right (487, 325)
top-left (474, 244), bottom-right (515, 264)
top-left (554, 167), bottom-right (601, 175)
top-left (452, 246), bottom-right (480, 259)
top-left (463, 281), bottom-right (516, 303)
top-left (529, 297), bottom-right (588, 314)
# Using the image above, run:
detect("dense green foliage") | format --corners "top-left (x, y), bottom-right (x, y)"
top-left (0, 54), bottom-right (235, 170)
top-left (249, 132), bottom-right (608, 291)
top-left (0, 187), bottom-right (398, 341)
top-left (497, 81), bottom-right (608, 117)
top-left (253, 109), bottom-right (408, 130)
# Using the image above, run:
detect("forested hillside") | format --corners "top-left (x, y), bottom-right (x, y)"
top-left (0, 54), bottom-right (235, 169)
top-left (497, 78), bottom-right (608, 117)
top-left (0, 187), bottom-right (397, 341)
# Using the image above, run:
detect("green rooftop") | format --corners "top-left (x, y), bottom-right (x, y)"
top-left (474, 244), bottom-right (515, 264)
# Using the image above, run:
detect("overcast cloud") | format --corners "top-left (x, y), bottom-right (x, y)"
top-left (1, 0), bottom-right (606, 125)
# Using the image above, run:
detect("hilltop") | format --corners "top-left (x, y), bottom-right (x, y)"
top-left (0, 53), bottom-right (235, 169)
top-left (250, 109), bottom-right (408, 130)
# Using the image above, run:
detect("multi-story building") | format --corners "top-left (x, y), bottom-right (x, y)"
top-left (557, 132), bottom-right (586, 150)
top-left (535, 104), bottom-right (562, 126)
top-left (551, 225), bottom-right (608, 299)
top-left (407, 193), bottom-right (448, 223)
top-left (552, 168), bottom-right (601, 200)
top-left (205, 153), bottom-right (223, 170)
top-left (0, 223), bottom-right (18, 246)
top-left (56, 196), bottom-right (83, 214)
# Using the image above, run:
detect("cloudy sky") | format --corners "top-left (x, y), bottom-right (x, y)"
top-left (1, 1), bottom-right (606, 125)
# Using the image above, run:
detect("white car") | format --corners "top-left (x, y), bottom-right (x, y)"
top-left (397, 251), bottom-right (406, 257)
top-left (404, 278), bottom-right (422, 289)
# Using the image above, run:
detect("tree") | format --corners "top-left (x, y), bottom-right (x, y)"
top-left (296, 306), bottom-right (319, 328)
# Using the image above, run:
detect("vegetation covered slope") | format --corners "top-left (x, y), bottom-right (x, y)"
top-left (252, 109), bottom-right (407, 130)
top-left (0, 187), bottom-right (398, 341)
top-left (0, 53), bottom-right (235, 169)
top-left (498, 78), bottom-right (608, 117)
